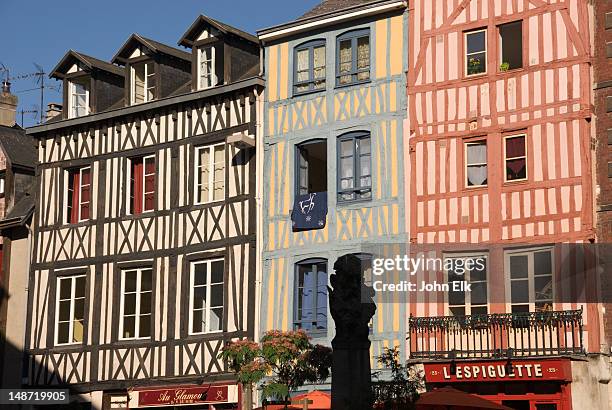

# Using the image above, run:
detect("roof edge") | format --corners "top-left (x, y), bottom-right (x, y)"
top-left (258, 0), bottom-right (405, 41)
top-left (26, 76), bottom-right (264, 135)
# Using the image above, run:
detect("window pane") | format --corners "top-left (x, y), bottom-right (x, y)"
top-left (57, 322), bottom-right (70, 344)
top-left (74, 298), bottom-right (85, 321)
top-left (211, 260), bottom-right (224, 283)
top-left (340, 139), bottom-right (353, 157)
top-left (73, 320), bottom-right (84, 343)
top-left (506, 158), bottom-right (526, 180)
top-left (139, 314), bottom-right (151, 338)
top-left (511, 280), bottom-right (529, 303)
top-left (297, 49), bottom-right (309, 72)
top-left (210, 283), bottom-right (223, 307)
top-left (450, 306), bottom-right (465, 317)
top-left (467, 31), bottom-right (486, 53)
top-left (471, 259), bottom-right (487, 281)
top-left (124, 293), bottom-right (137, 315)
top-left (140, 291), bottom-right (152, 315)
top-left (534, 251), bottom-right (552, 275)
top-left (471, 281), bottom-right (487, 305)
top-left (193, 286), bottom-right (207, 310)
top-left (58, 300), bottom-right (71, 321)
top-left (193, 263), bottom-right (207, 286)
top-left (510, 255), bottom-right (528, 278)
top-left (123, 316), bottom-right (135, 338)
top-left (140, 270), bottom-right (152, 292)
top-left (124, 271), bottom-right (137, 292)
top-left (357, 36), bottom-right (370, 80)
top-left (506, 136), bottom-right (526, 158)
top-left (210, 307), bottom-right (223, 331)
top-left (313, 45), bottom-right (326, 83)
top-left (359, 137), bottom-right (371, 155)
top-left (467, 142), bottom-right (487, 165)
top-left (339, 40), bottom-right (352, 84)
top-left (535, 276), bottom-right (552, 301)
top-left (192, 309), bottom-right (204, 333)
top-left (340, 157), bottom-right (354, 179)
top-left (59, 279), bottom-right (71, 300)
top-left (467, 165), bottom-right (488, 186)
top-left (75, 277), bottom-right (86, 298)
top-left (467, 52), bottom-right (486, 75)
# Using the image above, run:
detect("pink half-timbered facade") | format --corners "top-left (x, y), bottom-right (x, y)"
top-left (405, 1), bottom-right (609, 409)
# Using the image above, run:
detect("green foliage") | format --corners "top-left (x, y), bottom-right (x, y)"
top-left (467, 57), bottom-right (484, 75)
top-left (500, 62), bottom-right (510, 71)
top-left (372, 347), bottom-right (424, 410)
top-left (219, 339), bottom-right (268, 385)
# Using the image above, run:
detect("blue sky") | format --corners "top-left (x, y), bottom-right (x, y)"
top-left (2, 0), bottom-right (319, 127)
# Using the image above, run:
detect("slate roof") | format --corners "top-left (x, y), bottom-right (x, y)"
top-left (0, 124), bottom-right (36, 169)
top-left (112, 34), bottom-right (192, 65)
top-left (0, 194), bottom-right (35, 229)
top-left (50, 50), bottom-right (124, 79)
top-left (300, 0), bottom-right (378, 19)
top-left (178, 15), bottom-right (259, 47)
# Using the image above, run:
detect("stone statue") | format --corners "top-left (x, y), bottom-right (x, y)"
top-left (329, 254), bottom-right (377, 410)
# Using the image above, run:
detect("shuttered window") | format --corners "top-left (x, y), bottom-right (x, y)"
top-left (294, 259), bottom-right (328, 334)
top-left (129, 155), bottom-right (155, 214)
top-left (66, 166), bottom-right (91, 223)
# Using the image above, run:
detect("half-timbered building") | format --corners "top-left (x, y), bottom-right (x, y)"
top-left (405, 1), bottom-right (609, 408)
top-left (257, 0), bottom-right (408, 394)
top-left (25, 15), bottom-right (262, 410)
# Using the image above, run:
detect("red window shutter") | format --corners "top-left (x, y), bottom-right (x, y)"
top-left (80, 168), bottom-right (91, 220)
top-left (70, 171), bottom-right (80, 223)
top-left (143, 156), bottom-right (155, 212)
top-left (132, 160), bottom-right (143, 214)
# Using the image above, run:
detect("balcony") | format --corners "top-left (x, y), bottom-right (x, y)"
top-left (408, 310), bottom-right (584, 360)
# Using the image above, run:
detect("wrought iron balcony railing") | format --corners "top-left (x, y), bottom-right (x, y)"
top-left (408, 309), bottom-right (584, 360)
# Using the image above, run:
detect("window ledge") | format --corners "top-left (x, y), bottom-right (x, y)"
top-left (502, 179), bottom-right (529, 188)
top-left (463, 185), bottom-right (488, 192)
top-left (292, 88), bottom-right (326, 99)
top-left (334, 79), bottom-right (371, 90)
top-left (336, 197), bottom-right (373, 207)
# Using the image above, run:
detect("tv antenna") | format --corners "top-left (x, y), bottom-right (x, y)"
top-left (18, 105), bottom-right (39, 127)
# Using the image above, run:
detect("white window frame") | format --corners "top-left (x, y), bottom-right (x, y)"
top-left (131, 61), bottom-right (155, 104)
top-left (0, 174), bottom-right (5, 196)
top-left (465, 29), bottom-right (487, 77)
top-left (188, 258), bottom-right (224, 335)
top-left (464, 140), bottom-right (487, 188)
top-left (198, 46), bottom-right (217, 90)
top-left (54, 274), bottom-right (86, 346)
top-left (68, 79), bottom-right (90, 119)
top-left (78, 166), bottom-right (91, 222)
top-left (505, 247), bottom-right (555, 313)
top-left (503, 133), bottom-right (528, 182)
top-left (142, 154), bottom-right (156, 213)
top-left (444, 253), bottom-right (489, 316)
top-left (194, 143), bottom-right (225, 205)
top-left (119, 268), bottom-right (153, 340)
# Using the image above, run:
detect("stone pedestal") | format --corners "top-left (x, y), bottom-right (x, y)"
top-left (329, 254), bottom-right (376, 410)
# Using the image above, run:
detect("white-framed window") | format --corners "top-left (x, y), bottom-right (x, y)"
top-left (68, 78), bottom-right (90, 118)
top-left (189, 258), bottom-right (224, 334)
top-left (55, 275), bottom-right (86, 345)
top-left (465, 29), bottom-right (487, 76)
top-left (198, 46), bottom-right (218, 90)
top-left (465, 140), bottom-right (487, 187)
top-left (0, 173), bottom-right (5, 196)
top-left (503, 134), bottom-right (527, 182)
top-left (119, 267), bottom-right (152, 340)
top-left (445, 254), bottom-right (488, 317)
top-left (131, 61), bottom-right (156, 104)
top-left (194, 143), bottom-right (225, 204)
top-left (506, 247), bottom-right (554, 313)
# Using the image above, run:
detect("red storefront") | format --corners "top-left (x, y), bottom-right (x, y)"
top-left (423, 359), bottom-right (572, 410)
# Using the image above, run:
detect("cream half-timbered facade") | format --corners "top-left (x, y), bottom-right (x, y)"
top-left (258, 0), bottom-right (408, 367)
top-left (25, 15), bottom-right (262, 409)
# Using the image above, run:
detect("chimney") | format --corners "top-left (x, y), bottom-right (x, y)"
top-left (45, 103), bottom-right (63, 122)
top-left (0, 80), bottom-right (18, 127)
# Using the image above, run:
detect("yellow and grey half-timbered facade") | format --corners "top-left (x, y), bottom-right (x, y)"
top-left (257, 0), bottom-right (408, 384)
top-left (25, 15), bottom-right (262, 410)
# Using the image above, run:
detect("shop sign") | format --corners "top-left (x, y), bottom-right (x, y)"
top-left (138, 385), bottom-right (229, 407)
top-left (424, 360), bottom-right (571, 383)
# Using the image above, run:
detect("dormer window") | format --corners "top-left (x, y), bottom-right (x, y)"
top-left (68, 77), bottom-right (90, 118)
top-left (131, 61), bottom-right (156, 104)
top-left (198, 46), bottom-right (218, 90)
